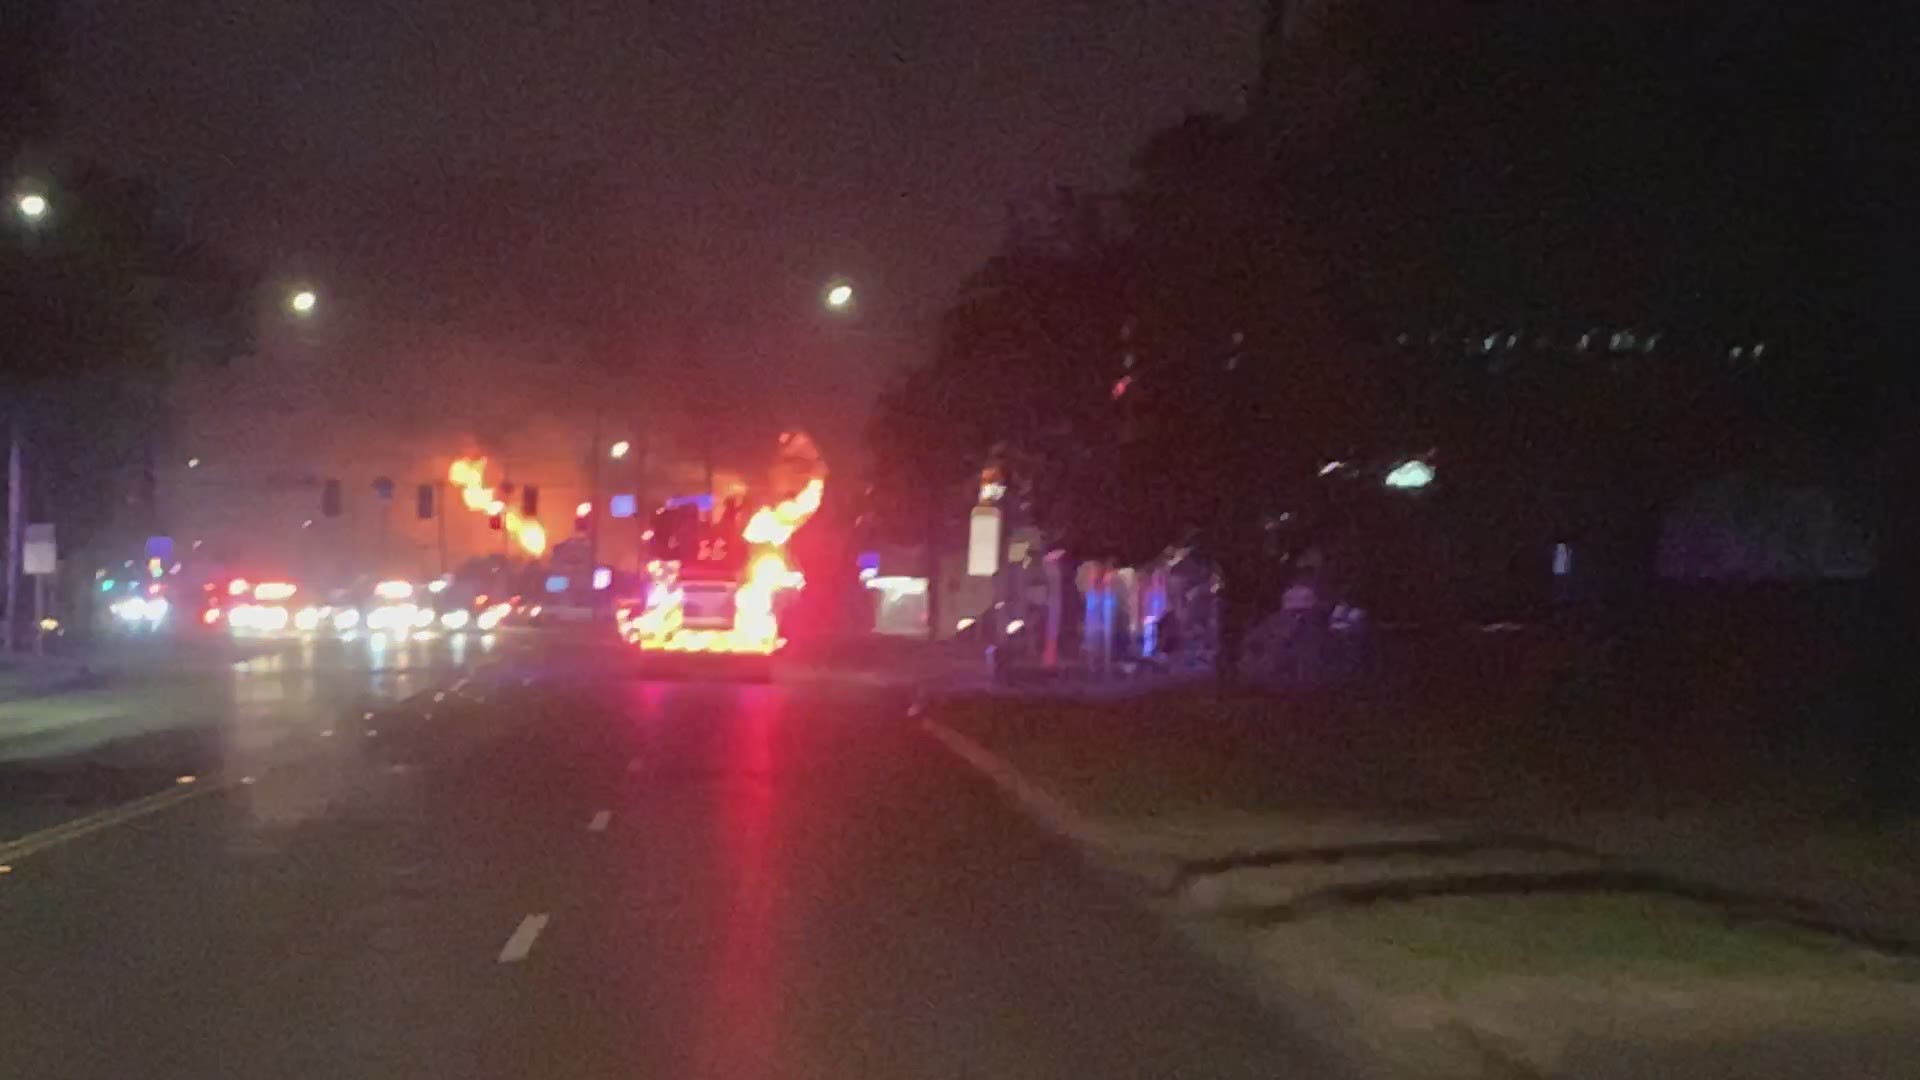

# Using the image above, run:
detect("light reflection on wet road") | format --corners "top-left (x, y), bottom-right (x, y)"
top-left (0, 636), bottom-right (1335, 1079)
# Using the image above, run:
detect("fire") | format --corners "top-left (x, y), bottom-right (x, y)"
top-left (620, 439), bottom-right (826, 656)
top-left (447, 456), bottom-right (548, 556)
top-left (742, 477), bottom-right (824, 545)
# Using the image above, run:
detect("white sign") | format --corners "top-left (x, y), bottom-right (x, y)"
top-left (967, 507), bottom-right (1002, 577)
top-left (23, 523), bottom-right (56, 576)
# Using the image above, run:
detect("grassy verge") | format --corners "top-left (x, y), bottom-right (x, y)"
top-left (1305, 894), bottom-right (1914, 999)
top-left (931, 693), bottom-right (1308, 818)
top-left (0, 677), bottom-right (222, 761)
top-left (931, 688), bottom-right (1639, 821)
top-left (931, 689), bottom-right (1920, 1002)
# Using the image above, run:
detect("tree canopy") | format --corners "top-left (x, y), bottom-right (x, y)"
top-left (4, 155), bottom-right (253, 551)
top-left (870, 4), bottom-right (1871, 585)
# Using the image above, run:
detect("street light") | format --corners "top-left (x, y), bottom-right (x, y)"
top-left (288, 288), bottom-right (318, 316)
top-left (609, 439), bottom-right (631, 460)
top-left (14, 193), bottom-right (48, 223)
top-left (1384, 459), bottom-right (1435, 490)
top-left (824, 281), bottom-right (854, 310)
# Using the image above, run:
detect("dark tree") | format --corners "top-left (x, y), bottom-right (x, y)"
top-left (4, 158), bottom-right (253, 562)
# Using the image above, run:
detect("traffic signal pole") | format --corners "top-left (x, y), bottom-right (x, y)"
top-left (587, 413), bottom-right (603, 587)
top-left (3, 421), bottom-right (21, 654)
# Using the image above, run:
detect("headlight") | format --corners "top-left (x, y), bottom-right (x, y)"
top-left (113, 598), bottom-right (163, 623)
top-left (440, 608), bottom-right (471, 630)
top-left (333, 608), bottom-right (361, 631)
top-left (367, 604), bottom-right (411, 631)
top-left (230, 604), bottom-right (285, 631)
top-left (293, 607), bottom-right (321, 631)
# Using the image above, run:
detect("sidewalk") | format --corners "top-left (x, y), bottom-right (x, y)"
top-left (0, 656), bottom-right (103, 703)
top-left (0, 639), bottom-right (275, 763)
top-left (0, 670), bottom-right (225, 763)
top-left (926, 688), bottom-right (1920, 1078)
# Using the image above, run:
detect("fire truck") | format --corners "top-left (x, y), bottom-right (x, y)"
top-left (615, 490), bottom-right (810, 656)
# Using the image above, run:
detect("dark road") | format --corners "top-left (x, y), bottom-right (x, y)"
top-left (0, 636), bottom-right (1330, 1079)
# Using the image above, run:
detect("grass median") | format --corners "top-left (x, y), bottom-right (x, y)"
top-left (0, 676), bottom-right (224, 762)
top-left (1305, 893), bottom-right (1912, 997)
top-left (930, 686), bottom-right (1626, 821)
top-left (930, 686), bottom-right (1920, 1067)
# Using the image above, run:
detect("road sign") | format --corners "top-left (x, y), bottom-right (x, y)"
top-left (23, 524), bottom-right (55, 576)
top-left (968, 507), bottom-right (1002, 577)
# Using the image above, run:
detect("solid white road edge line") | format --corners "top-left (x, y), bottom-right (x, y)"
top-left (497, 914), bottom-right (550, 963)
top-left (921, 718), bottom-right (1119, 852)
top-left (587, 810), bottom-right (611, 832)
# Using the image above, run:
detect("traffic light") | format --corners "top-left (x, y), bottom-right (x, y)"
top-left (321, 478), bottom-right (342, 517)
top-left (417, 484), bottom-right (434, 519)
top-left (521, 484), bottom-right (539, 518)
top-left (574, 500), bottom-right (592, 533)
top-left (488, 512), bottom-right (503, 531)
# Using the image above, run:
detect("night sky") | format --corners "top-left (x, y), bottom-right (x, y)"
top-left (52, 1), bottom-right (1263, 466)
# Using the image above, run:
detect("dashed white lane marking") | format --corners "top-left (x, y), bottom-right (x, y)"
top-left (587, 810), bottom-right (611, 833)
top-left (497, 914), bottom-right (550, 963)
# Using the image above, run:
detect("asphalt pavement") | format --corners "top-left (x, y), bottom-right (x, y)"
top-left (0, 633), bottom-right (1336, 1079)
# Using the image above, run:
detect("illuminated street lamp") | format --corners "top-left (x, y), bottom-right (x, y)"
top-left (14, 192), bottom-right (48, 223)
top-left (288, 288), bottom-right (318, 316)
top-left (609, 439), bottom-right (632, 460)
top-left (1384, 459), bottom-right (1435, 490)
top-left (824, 281), bottom-right (854, 310)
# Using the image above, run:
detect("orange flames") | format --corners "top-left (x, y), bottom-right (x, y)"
top-left (447, 457), bottom-right (548, 556)
top-left (619, 435), bottom-right (826, 656)
top-left (741, 477), bottom-right (824, 546)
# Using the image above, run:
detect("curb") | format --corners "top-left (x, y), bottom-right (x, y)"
top-left (919, 706), bottom-right (1523, 1080)
top-left (921, 716), bottom-right (1129, 855)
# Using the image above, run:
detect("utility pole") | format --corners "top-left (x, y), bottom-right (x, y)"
top-left (586, 413), bottom-right (602, 579)
top-left (436, 482), bottom-right (449, 576)
top-left (637, 425), bottom-right (652, 571)
top-left (499, 458), bottom-right (512, 559)
top-left (4, 422), bottom-right (22, 654)
top-left (33, 572), bottom-right (47, 655)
